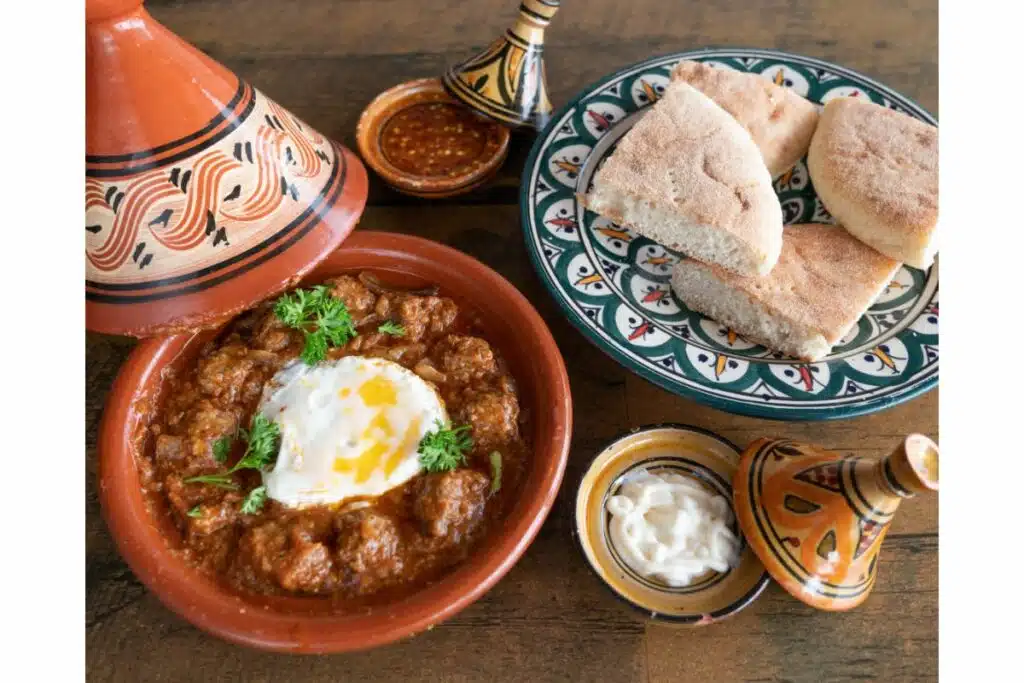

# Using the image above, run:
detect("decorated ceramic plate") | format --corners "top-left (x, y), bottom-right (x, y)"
top-left (520, 48), bottom-right (938, 420)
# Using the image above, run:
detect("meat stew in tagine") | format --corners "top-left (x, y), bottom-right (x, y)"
top-left (141, 272), bottom-right (529, 606)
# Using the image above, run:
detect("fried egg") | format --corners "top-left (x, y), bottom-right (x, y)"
top-left (259, 356), bottom-right (446, 508)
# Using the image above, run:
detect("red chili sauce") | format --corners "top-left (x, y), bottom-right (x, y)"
top-left (380, 102), bottom-right (503, 178)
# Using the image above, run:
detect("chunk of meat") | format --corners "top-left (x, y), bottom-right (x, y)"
top-left (435, 335), bottom-right (498, 384)
top-left (328, 275), bottom-right (377, 317)
top-left (185, 495), bottom-right (242, 536)
top-left (455, 391), bottom-right (519, 453)
top-left (196, 344), bottom-right (254, 403)
top-left (154, 434), bottom-right (185, 468)
top-left (338, 332), bottom-right (384, 355)
top-left (413, 470), bottom-right (489, 540)
top-left (253, 313), bottom-right (294, 353)
top-left (334, 510), bottom-right (404, 594)
top-left (235, 518), bottom-right (336, 593)
top-left (277, 541), bottom-right (334, 593)
top-left (366, 342), bottom-right (427, 364)
top-left (164, 474), bottom-right (239, 518)
top-left (185, 401), bottom-right (238, 462)
top-left (397, 296), bottom-right (458, 341)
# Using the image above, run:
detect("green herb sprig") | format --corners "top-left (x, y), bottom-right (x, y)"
top-left (488, 451), bottom-right (502, 495)
top-left (212, 435), bottom-right (233, 463)
top-left (377, 321), bottom-right (406, 337)
top-left (240, 485), bottom-right (268, 515)
top-left (418, 420), bottom-right (473, 473)
top-left (274, 285), bottom-right (358, 364)
top-left (184, 414), bottom-right (281, 515)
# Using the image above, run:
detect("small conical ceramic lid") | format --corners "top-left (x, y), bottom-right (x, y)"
top-left (732, 434), bottom-right (938, 611)
top-left (441, 0), bottom-right (560, 130)
top-left (86, 0), bottom-right (368, 337)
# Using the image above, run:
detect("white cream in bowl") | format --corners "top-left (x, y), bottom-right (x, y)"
top-left (605, 470), bottom-right (741, 587)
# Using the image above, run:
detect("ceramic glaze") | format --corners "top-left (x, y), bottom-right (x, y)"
top-left (357, 79), bottom-right (510, 198)
top-left (98, 231), bottom-right (572, 653)
top-left (520, 48), bottom-right (939, 420)
top-left (733, 434), bottom-right (939, 611)
top-left (442, 0), bottom-right (560, 130)
top-left (85, 0), bottom-right (368, 336)
top-left (574, 425), bottom-right (770, 626)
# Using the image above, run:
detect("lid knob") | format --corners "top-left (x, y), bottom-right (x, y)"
top-left (441, 0), bottom-right (561, 131)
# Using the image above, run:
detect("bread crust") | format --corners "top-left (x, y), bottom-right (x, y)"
top-left (583, 81), bottom-right (783, 276)
top-left (671, 223), bottom-right (901, 360)
top-left (807, 97), bottom-right (938, 269)
top-left (670, 61), bottom-right (819, 178)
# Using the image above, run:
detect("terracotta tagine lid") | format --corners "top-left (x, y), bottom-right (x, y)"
top-left (86, 0), bottom-right (368, 337)
top-left (441, 0), bottom-right (560, 130)
top-left (732, 434), bottom-right (939, 611)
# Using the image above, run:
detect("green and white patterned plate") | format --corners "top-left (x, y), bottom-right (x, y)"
top-left (520, 48), bottom-right (938, 421)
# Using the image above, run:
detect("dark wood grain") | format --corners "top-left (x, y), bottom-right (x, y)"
top-left (87, 1), bottom-right (938, 680)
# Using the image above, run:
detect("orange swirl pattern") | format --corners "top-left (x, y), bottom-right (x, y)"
top-left (220, 125), bottom-right (287, 223)
top-left (85, 179), bottom-right (106, 210)
top-left (151, 151), bottom-right (242, 251)
top-left (88, 169), bottom-right (181, 272)
top-left (85, 88), bottom-right (335, 277)
top-left (266, 99), bottom-right (323, 178)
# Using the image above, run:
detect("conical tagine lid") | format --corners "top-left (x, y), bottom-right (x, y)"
top-left (441, 0), bottom-right (560, 130)
top-left (86, 0), bottom-right (368, 337)
top-left (732, 434), bottom-right (938, 611)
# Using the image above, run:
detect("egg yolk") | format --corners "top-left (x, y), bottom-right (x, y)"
top-left (332, 376), bottom-right (422, 483)
top-left (358, 375), bottom-right (398, 406)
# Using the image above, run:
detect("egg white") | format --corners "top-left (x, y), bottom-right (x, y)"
top-left (259, 356), bottom-right (447, 508)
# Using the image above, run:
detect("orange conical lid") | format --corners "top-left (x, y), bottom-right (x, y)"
top-left (85, 0), bottom-right (368, 337)
top-left (732, 435), bottom-right (938, 611)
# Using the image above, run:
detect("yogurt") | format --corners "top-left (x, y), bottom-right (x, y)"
top-left (605, 470), bottom-right (740, 587)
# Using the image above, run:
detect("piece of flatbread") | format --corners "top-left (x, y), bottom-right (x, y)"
top-left (670, 60), bottom-right (819, 178)
top-left (807, 97), bottom-right (938, 269)
top-left (670, 223), bottom-right (901, 361)
top-left (581, 81), bottom-right (783, 277)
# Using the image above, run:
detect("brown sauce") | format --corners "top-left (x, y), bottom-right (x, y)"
top-left (380, 102), bottom-right (502, 177)
top-left (141, 274), bottom-right (529, 608)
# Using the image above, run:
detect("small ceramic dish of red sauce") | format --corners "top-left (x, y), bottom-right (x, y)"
top-left (357, 78), bottom-right (510, 198)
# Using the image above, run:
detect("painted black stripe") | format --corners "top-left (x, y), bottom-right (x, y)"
top-left (86, 81), bottom-right (248, 164)
top-left (85, 146), bottom-right (345, 300)
top-left (845, 458), bottom-right (892, 519)
top-left (883, 459), bottom-right (912, 497)
top-left (86, 85), bottom-right (256, 178)
top-left (444, 77), bottom-right (524, 123)
top-left (518, 3), bottom-right (551, 23)
top-left (504, 28), bottom-right (538, 50)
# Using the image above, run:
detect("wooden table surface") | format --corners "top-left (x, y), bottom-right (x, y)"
top-left (86, 1), bottom-right (938, 680)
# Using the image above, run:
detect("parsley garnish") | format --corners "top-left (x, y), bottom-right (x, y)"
top-left (377, 321), bottom-right (406, 337)
top-left (184, 414), bottom-right (281, 493)
top-left (212, 435), bottom-right (233, 463)
top-left (418, 420), bottom-right (473, 473)
top-left (240, 485), bottom-right (268, 515)
top-left (182, 473), bottom-right (239, 490)
top-left (187, 505), bottom-right (203, 518)
top-left (488, 451), bottom-right (502, 495)
top-left (273, 285), bottom-right (357, 364)
top-left (235, 414), bottom-right (280, 471)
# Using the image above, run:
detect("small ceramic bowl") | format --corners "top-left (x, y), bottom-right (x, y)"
top-left (98, 231), bottom-right (572, 653)
top-left (574, 424), bottom-right (771, 626)
top-left (356, 78), bottom-right (510, 198)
